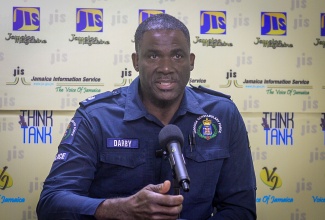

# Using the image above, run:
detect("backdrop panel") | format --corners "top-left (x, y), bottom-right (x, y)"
top-left (0, 1), bottom-right (324, 219)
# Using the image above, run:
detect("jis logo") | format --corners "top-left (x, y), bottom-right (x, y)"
top-left (13, 7), bottom-right (40, 31)
top-left (193, 115), bottom-right (222, 140)
top-left (321, 13), bottom-right (325, 36)
top-left (200, 11), bottom-right (226, 34)
top-left (6, 66), bottom-right (31, 86)
top-left (138, 9), bottom-right (165, 23)
top-left (261, 12), bottom-right (287, 36)
top-left (76, 8), bottom-right (103, 32)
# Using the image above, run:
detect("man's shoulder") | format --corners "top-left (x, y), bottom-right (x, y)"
top-left (188, 84), bottom-right (232, 100)
top-left (79, 88), bottom-right (125, 108)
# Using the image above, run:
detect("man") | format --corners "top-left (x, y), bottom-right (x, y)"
top-left (37, 14), bottom-right (256, 219)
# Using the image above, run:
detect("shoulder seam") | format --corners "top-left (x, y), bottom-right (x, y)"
top-left (80, 89), bottom-right (121, 107)
top-left (190, 84), bottom-right (232, 100)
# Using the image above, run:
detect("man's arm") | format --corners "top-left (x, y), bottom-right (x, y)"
top-left (210, 108), bottom-right (257, 220)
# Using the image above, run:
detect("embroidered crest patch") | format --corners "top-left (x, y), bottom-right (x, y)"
top-left (193, 115), bottom-right (222, 140)
top-left (60, 117), bottom-right (82, 145)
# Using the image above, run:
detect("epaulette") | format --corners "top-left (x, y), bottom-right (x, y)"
top-left (190, 84), bottom-right (231, 100)
top-left (79, 88), bottom-right (121, 107)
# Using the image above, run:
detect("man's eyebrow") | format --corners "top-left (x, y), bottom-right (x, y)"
top-left (171, 48), bottom-right (185, 53)
top-left (146, 49), bottom-right (160, 53)
top-left (170, 48), bottom-right (188, 55)
top-left (143, 48), bottom-right (187, 55)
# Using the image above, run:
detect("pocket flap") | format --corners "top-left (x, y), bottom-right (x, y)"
top-left (185, 147), bottom-right (229, 162)
top-left (99, 152), bottom-right (145, 168)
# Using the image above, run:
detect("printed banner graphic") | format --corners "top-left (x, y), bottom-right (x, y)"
top-left (0, 1), bottom-right (324, 220)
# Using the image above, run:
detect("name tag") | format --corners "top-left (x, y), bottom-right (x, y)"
top-left (107, 138), bottom-right (139, 148)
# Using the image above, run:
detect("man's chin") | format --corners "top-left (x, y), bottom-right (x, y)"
top-left (153, 97), bottom-right (175, 108)
top-left (149, 90), bottom-right (183, 107)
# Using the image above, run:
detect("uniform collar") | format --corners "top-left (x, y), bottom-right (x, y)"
top-left (123, 77), bottom-right (206, 121)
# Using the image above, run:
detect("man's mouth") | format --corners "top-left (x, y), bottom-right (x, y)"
top-left (160, 82), bottom-right (172, 85)
top-left (156, 81), bottom-right (174, 90)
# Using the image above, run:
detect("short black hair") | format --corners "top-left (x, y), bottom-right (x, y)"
top-left (134, 13), bottom-right (190, 53)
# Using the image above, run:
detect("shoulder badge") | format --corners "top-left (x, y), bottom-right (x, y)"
top-left (190, 84), bottom-right (231, 100)
top-left (60, 117), bottom-right (82, 145)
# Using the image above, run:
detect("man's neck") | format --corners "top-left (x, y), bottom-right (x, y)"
top-left (142, 98), bottom-right (182, 125)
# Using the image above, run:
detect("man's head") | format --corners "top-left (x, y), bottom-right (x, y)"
top-left (134, 13), bottom-right (191, 53)
top-left (132, 14), bottom-right (195, 112)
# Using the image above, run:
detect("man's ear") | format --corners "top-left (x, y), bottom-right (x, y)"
top-left (132, 53), bottom-right (139, 72)
top-left (190, 53), bottom-right (195, 71)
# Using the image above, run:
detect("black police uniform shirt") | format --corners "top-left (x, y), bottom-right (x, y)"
top-left (37, 76), bottom-right (256, 220)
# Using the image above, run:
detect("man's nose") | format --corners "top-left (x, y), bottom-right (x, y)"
top-left (158, 58), bottom-right (174, 74)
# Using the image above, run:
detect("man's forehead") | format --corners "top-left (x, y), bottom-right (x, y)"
top-left (139, 30), bottom-right (188, 51)
top-left (140, 29), bottom-right (188, 46)
top-left (142, 29), bottom-right (184, 37)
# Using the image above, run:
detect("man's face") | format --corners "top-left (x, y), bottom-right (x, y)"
top-left (132, 29), bottom-right (195, 107)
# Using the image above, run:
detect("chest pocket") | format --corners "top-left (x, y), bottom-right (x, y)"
top-left (91, 137), bottom-right (163, 198)
top-left (93, 148), bottom-right (146, 197)
top-left (184, 144), bottom-right (229, 162)
top-left (182, 141), bottom-right (230, 203)
top-left (99, 150), bottom-right (146, 168)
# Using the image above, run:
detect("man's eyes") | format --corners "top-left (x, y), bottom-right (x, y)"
top-left (174, 54), bottom-right (183, 59)
top-left (149, 54), bottom-right (157, 59)
top-left (147, 53), bottom-right (184, 59)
